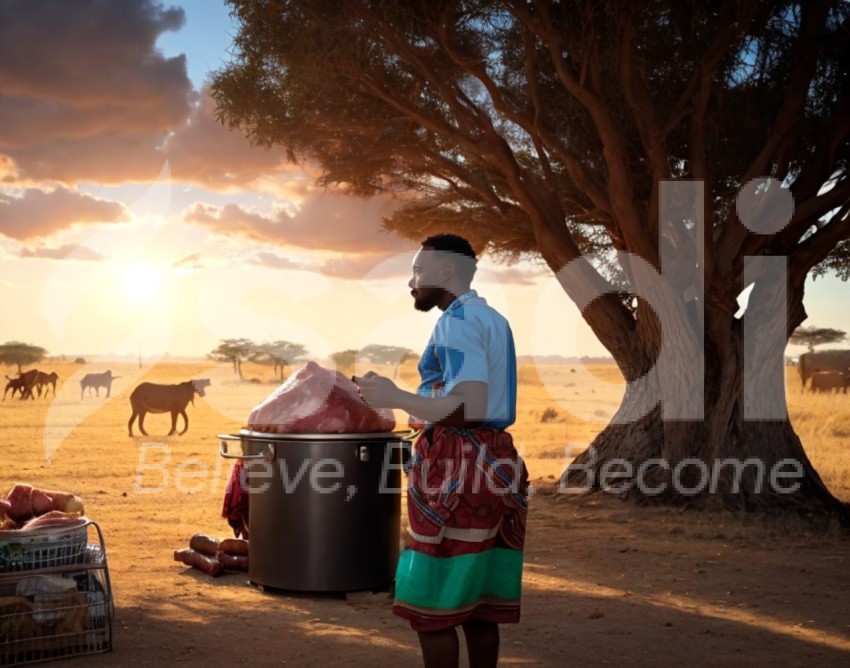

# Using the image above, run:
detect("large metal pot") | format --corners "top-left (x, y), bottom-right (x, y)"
top-left (220, 430), bottom-right (410, 593)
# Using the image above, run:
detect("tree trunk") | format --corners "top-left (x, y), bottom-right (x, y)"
top-left (563, 313), bottom-right (850, 527)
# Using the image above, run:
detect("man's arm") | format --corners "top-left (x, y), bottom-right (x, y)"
top-left (353, 372), bottom-right (488, 428)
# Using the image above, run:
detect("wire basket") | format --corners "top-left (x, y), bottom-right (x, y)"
top-left (0, 521), bottom-right (113, 665)
top-left (0, 568), bottom-right (112, 665)
top-left (0, 520), bottom-right (89, 573)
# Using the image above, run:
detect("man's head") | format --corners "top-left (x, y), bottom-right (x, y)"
top-left (409, 234), bottom-right (478, 312)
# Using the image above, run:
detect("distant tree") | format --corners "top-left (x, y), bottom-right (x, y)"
top-left (330, 349), bottom-right (358, 370)
top-left (252, 340), bottom-right (308, 379)
top-left (207, 338), bottom-right (254, 378)
top-left (358, 344), bottom-right (418, 378)
top-left (789, 326), bottom-right (846, 353)
top-left (0, 341), bottom-right (47, 374)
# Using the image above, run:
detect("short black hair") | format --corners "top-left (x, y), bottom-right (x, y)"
top-left (421, 233), bottom-right (477, 260)
top-left (421, 233), bottom-right (477, 283)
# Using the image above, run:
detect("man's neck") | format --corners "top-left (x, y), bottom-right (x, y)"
top-left (437, 286), bottom-right (473, 311)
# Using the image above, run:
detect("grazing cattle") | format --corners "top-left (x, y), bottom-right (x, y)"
top-left (128, 378), bottom-right (211, 436)
top-left (35, 370), bottom-right (59, 398)
top-left (798, 349), bottom-right (850, 391)
top-left (17, 369), bottom-right (40, 400)
top-left (3, 375), bottom-right (25, 400)
top-left (809, 370), bottom-right (847, 394)
top-left (80, 370), bottom-right (120, 399)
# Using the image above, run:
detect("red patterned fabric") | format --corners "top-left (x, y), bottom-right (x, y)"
top-left (221, 460), bottom-right (249, 539)
top-left (393, 425), bottom-right (528, 630)
top-left (405, 425), bottom-right (528, 558)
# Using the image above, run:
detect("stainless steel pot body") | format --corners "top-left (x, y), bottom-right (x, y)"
top-left (220, 431), bottom-right (407, 593)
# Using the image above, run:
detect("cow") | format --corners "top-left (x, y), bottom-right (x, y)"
top-left (80, 370), bottom-right (120, 399)
top-left (17, 369), bottom-right (40, 400)
top-left (3, 375), bottom-right (25, 400)
top-left (809, 370), bottom-right (847, 394)
top-left (798, 349), bottom-right (850, 391)
top-left (35, 370), bottom-right (59, 398)
top-left (128, 378), bottom-right (211, 437)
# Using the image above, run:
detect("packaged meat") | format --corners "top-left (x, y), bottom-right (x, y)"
top-left (189, 533), bottom-right (220, 557)
top-left (246, 361), bottom-right (395, 433)
top-left (173, 548), bottom-right (223, 577)
top-left (218, 552), bottom-right (248, 571)
top-left (218, 538), bottom-right (249, 556)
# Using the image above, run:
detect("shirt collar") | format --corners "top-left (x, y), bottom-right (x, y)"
top-left (446, 289), bottom-right (478, 313)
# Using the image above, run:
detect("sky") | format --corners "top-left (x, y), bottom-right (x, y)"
top-left (0, 0), bottom-right (846, 364)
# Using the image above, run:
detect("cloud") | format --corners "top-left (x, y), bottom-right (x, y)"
top-left (18, 243), bottom-right (106, 261)
top-left (247, 251), bottom-right (310, 272)
top-left (0, 0), bottom-right (193, 184)
top-left (164, 89), bottom-right (293, 188)
top-left (171, 252), bottom-right (204, 270)
top-left (184, 192), bottom-right (411, 255)
top-left (0, 187), bottom-right (126, 239)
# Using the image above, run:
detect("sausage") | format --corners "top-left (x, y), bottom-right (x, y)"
top-left (218, 538), bottom-right (249, 556)
top-left (174, 548), bottom-right (223, 577)
top-left (189, 533), bottom-right (220, 556)
top-left (218, 552), bottom-right (249, 571)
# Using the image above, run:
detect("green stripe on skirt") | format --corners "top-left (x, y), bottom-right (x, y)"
top-left (394, 547), bottom-right (523, 610)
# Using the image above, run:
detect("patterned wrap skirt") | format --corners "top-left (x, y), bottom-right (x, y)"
top-left (393, 425), bottom-right (529, 632)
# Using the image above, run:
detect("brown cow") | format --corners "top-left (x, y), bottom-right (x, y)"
top-left (3, 375), bottom-right (25, 400)
top-left (128, 378), bottom-right (211, 436)
top-left (799, 349), bottom-right (850, 391)
top-left (809, 370), bottom-right (847, 394)
top-left (80, 370), bottom-right (120, 399)
top-left (35, 370), bottom-right (59, 398)
top-left (17, 369), bottom-right (40, 400)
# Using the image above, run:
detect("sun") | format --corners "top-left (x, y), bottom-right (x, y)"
top-left (123, 261), bottom-right (164, 303)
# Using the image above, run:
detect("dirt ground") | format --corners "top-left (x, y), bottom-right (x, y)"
top-left (2, 361), bottom-right (850, 666)
top-left (65, 491), bottom-right (850, 668)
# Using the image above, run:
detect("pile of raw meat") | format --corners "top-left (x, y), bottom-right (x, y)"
top-left (0, 483), bottom-right (86, 532)
top-left (246, 361), bottom-right (395, 433)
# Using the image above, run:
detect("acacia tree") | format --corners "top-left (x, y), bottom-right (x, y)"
top-left (0, 341), bottom-right (47, 373)
top-left (789, 326), bottom-right (846, 353)
top-left (330, 349), bottom-right (358, 370)
top-left (252, 340), bottom-right (308, 379)
top-left (208, 338), bottom-right (254, 378)
top-left (213, 1), bottom-right (850, 519)
top-left (358, 344), bottom-right (419, 378)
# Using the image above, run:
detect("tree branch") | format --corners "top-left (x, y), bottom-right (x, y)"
top-left (741, 0), bottom-right (834, 183)
top-left (514, 0), bottom-right (655, 265)
top-left (790, 203), bottom-right (850, 283)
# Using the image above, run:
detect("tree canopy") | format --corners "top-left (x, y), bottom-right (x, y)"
top-left (252, 340), bottom-right (308, 379)
top-left (207, 338), bottom-right (254, 377)
top-left (213, 1), bottom-right (850, 518)
top-left (789, 325), bottom-right (846, 352)
top-left (0, 341), bottom-right (47, 373)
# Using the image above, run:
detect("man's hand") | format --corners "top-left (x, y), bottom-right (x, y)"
top-left (352, 371), bottom-right (400, 409)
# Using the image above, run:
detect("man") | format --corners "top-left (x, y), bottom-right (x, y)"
top-left (354, 233), bottom-right (528, 668)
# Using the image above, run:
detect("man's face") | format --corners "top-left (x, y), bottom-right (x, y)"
top-left (408, 247), bottom-right (446, 312)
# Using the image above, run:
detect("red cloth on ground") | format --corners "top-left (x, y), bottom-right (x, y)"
top-left (221, 460), bottom-right (249, 539)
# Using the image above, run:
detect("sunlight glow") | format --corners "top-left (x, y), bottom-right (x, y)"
top-left (123, 261), bottom-right (164, 303)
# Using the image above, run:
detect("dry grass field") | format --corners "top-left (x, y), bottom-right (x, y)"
top-left (1, 359), bottom-right (849, 666)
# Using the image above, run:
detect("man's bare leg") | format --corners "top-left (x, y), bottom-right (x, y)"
top-left (462, 619), bottom-right (500, 668)
top-left (418, 628), bottom-right (459, 668)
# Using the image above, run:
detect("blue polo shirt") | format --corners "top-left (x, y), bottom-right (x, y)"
top-left (416, 290), bottom-right (517, 428)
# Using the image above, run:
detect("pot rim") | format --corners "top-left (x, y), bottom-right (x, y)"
top-left (219, 428), bottom-right (415, 442)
